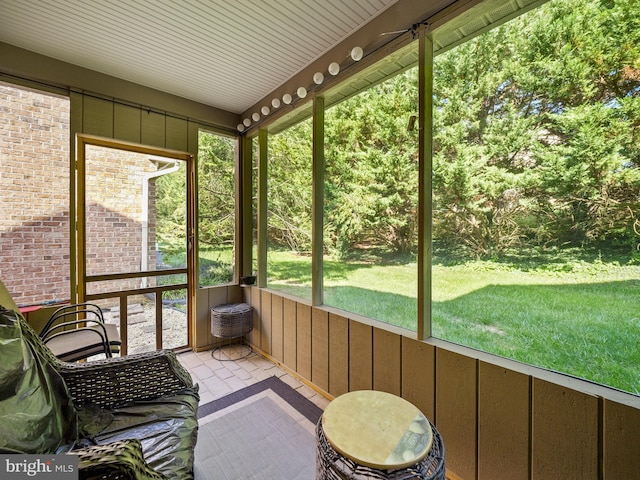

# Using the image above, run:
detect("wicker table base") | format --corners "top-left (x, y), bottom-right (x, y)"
top-left (316, 419), bottom-right (445, 480)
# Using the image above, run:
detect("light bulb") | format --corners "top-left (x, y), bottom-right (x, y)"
top-left (261, 106), bottom-right (270, 115)
top-left (328, 62), bottom-right (340, 75)
top-left (237, 123), bottom-right (245, 132)
top-left (297, 87), bottom-right (307, 98)
top-left (282, 93), bottom-right (292, 104)
top-left (313, 72), bottom-right (324, 85)
top-left (243, 118), bottom-right (251, 127)
top-left (351, 46), bottom-right (363, 61)
top-left (252, 112), bottom-right (260, 122)
top-left (272, 98), bottom-right (281, 108)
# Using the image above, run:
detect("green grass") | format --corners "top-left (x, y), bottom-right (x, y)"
top-left (266, 249), bottom-right (640, 395)
top-left (161, 245), bottom-right (235, 287)
top-left (431, 262), bottom-right (640, 394)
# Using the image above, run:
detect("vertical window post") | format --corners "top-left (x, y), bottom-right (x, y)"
top-left (257, 129), bottom-right (268, 287)
top-left (418, 26), bottom-right (434, 340)
top-left (312, 96), bottom-right (325, 305)
top-left (240, 134), bottom-right (253, 278)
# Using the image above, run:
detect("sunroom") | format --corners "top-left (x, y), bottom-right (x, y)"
top-left (1, 0), bottom-right (639, 479)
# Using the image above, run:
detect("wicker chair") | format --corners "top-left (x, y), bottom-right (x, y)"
top-left (0, 303), bottom-right (199, 480)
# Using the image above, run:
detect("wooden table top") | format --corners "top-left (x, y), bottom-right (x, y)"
top-left (321, 390), bottom-right (433, 470)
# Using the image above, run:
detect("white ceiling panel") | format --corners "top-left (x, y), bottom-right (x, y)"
top-left (0, 0), bottom-right (398, 113)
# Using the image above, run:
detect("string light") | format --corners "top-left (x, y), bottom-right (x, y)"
top-left (239, 39), bottom-right (389, 133)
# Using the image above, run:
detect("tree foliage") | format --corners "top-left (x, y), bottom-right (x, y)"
top-left (155, 162), bottom-right (187, 254)
top-left (267, 121), bottom-right (313, 252)
top-left (155, 131), bottom-right (236, 265)
top-left (188, 0), bottom-right (639, 262)
top-left (432, 0), bottom-right (640, 256)
top-left (323, 69), bottom-right (419, 256)
top-left (197, 132), bottom-right (236, 248)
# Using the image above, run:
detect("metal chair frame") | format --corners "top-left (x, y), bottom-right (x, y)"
top-left (40, 302), bottom-right (121, 362)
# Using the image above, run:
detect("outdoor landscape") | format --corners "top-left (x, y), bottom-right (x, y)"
top-left (158, 0), bottom-right (639, 394)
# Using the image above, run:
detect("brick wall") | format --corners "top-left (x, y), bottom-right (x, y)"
top-left (84, 146), bottom-right (158, 296)
top-left (0, 83), bottom-right (71, 305)
top-left (0, 83), bottom-right (162, 306)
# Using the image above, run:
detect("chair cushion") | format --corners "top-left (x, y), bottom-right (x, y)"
top-left (0, 306), bottom-right (77, 453)
top-left (79, 393), bottom-right (199, 479)
top-left (45, 324), bottom-right (120, 362)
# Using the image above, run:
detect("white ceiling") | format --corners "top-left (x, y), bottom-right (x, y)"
top-left (0, 0), bottom-right (400, 114)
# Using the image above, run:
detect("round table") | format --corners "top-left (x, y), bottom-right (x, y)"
top-left (316, 390), bottom-right (445, 479)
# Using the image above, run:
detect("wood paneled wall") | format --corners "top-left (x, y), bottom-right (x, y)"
top-left (231, 287), bottom-right (640, 480)
top-left (72, 92), bottom-right (199, 153)
top-left (195, 285), bottom-right (243, 350)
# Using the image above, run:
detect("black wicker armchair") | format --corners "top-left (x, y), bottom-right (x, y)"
top-left (0, 299), bottom-right (199, 480)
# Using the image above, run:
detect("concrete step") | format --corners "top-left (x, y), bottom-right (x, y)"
top-left (109, 303), bottom-right (146, 324)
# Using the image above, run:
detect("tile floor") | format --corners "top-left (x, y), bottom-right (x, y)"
top-left (179, 345), bottom-right (453, 480)
top-left (177, 344), bottom-right (331, 412)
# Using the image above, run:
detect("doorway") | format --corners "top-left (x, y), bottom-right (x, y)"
top-left (76, 135), bottom-right (195, 355)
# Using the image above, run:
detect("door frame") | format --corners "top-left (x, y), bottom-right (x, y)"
top-left (75, 134), bottom-right (196, 354)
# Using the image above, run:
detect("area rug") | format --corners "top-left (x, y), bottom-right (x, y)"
top-left (194, 376), bottom-right (323, 480)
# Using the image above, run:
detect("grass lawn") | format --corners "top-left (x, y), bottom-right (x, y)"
top-left (267, 250), bottom-right (640, 395)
